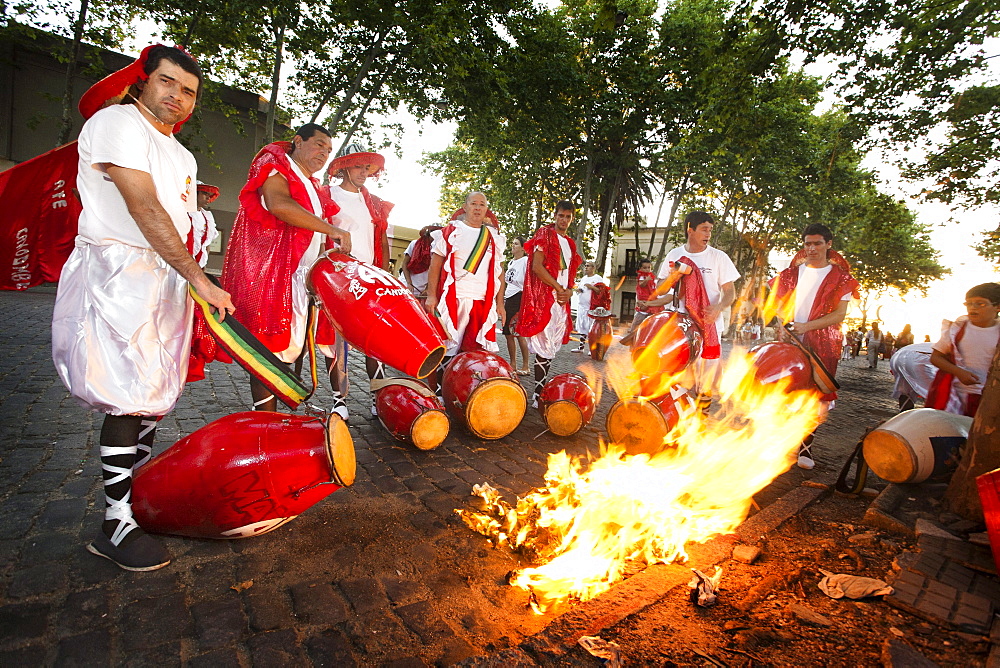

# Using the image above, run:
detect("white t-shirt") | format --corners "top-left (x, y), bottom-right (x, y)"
top-left (404, 238), bottom-right (429, 295)
top-left (577, 273), bottom-right (606, 311)
top-left (658, 244), bottom-right (740, 333)
top-left (329, 184), bottom-right (377, 264)
top-left (504, 255), bottom-right (529, 298)
top-left (76, 104), bottom-right (196, 248)
top-left (431, 220), bottom-right (505, 300)
top-left (555, 235), bottom-right (572, 288)
top-left (933, 317), bottom-right (1000, 396)
top-left (792, 264), bottom-right (851, 323)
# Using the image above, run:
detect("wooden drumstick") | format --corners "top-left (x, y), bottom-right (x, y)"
top-left (646, 262), bottom-right (694, 301)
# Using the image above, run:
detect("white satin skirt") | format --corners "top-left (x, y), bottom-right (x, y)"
top-left (52, 243), bottom-right (193, 416)
top-left (528, 302), bottom-right (568, 359)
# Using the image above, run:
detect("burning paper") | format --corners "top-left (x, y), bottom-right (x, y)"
top-left (460, 350), bottom-right (822, 612)
top-left (688, 566), bottom-right (723, 607)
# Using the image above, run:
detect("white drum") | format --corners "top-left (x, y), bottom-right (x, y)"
top-left (862, 408), bottom-right (972, 483)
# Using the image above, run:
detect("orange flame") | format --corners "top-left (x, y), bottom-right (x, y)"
top-left (460, 350), bottom-right (822, 613)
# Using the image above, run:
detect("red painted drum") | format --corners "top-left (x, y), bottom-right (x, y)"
top-left (631, 311), bottom-right (703, 378)
top-left (374, 379), bottom-right (450, 450)
top-left (606, 385), bottom-right (696, 456)
top-left (442, 350), bottom-right (527, 439)
top-left (749, 342), bottom-right (816, 393)
top-left (132, 412), bottom-right (355, 539)
top-left (588, 308), bottom-right (614, 362)
top-left (308, 251), bottom-right (446, 378)
top-left (537, 373), bottom-right (596, 437)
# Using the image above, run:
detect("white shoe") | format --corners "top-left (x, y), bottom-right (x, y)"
top-left (331, 400), bottom-right (349, 422)
top-left (797, 454), bottom-right (815, 470)
top-left (370, 403), bottom-right (378, 418)
top-left (531, 398), bottom-right (539, 409)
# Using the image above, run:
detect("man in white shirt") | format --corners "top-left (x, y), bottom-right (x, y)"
top-left (571, 260), bottom-right (605, 352)
top-left (325, 143), bottom-right (394, 418)
top-left (51, 46), bottom-right (234, 571)
top-left (647, 211), bottom-right (740, 413)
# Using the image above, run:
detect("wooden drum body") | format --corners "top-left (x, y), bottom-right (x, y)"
top-left (375, 380), bottom-right (450, 450)
top-left (132, 412), bottom-right (355, 539)
top-left (749, 342), bottom-right (816, 393)
top-left (631, 311), bottom-right (703, 377)
top-left (606, 385), bottom-right (696, 456)
top-left (308, 251), bottom-right (445, 378)
top-left (588, 313), bottom-right (613, 361)
top-left (863, 408), bottom-right (972, 483)
top-left (538, 373), bottom-right (596, 437)
top-left (442, 351), bottom-right (527, 439)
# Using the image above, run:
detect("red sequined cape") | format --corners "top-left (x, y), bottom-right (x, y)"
top-left (516, 225), bottom-right (582, 341)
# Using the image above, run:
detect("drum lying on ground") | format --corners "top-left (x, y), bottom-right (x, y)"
top-left (132, 412), bottom-right (355, 539)
top-left (748, 342), bottom-right (816, 393)
top-left (374, 379), bottom-right (450, 450)
top-left (631, 311), bottom-right (703, 378)
top-left (442, 350), bottom-right (526, 440)
top-left (862, 408), bottom-right (972, 484)
top-left (606, 385), bottom-right (696, 456)
top-left (538, 373), bottom-right (596, 437)
top-left (308, 251), bottom-right (445, 378)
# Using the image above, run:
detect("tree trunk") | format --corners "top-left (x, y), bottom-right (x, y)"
top-left (336, 63), bottom-right (393, 152)
top-left (655, 179), bottom-right (687, 265)
top-left (182, 13), bottom-right (200, 48)
top-left (265, 22), bottom-right (286, 144)
top-left (596, 167), bottom-right (623, 271)
top-left (56, 0), bottom-right (90, 146)
top-left (311, 33), bottom-right (384, 125)
top-left (944, 344), bottom-right (1000, 519)
top-left (645, 186), bottom-right (669, 259)
top-left (574, 148), bottom-right (594, 250)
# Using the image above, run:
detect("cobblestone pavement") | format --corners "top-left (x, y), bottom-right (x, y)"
top-left (0, 288), bottom-right (898, 666)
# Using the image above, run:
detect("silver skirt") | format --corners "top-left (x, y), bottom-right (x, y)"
top-left (52, 243), bottom-right (194, 416)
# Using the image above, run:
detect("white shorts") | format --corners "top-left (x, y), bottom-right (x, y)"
top-left (528, 302), bottom-right (568, 359)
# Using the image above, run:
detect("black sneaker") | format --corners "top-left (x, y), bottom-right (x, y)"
top-left (86, 531), bottom-right (171, 572)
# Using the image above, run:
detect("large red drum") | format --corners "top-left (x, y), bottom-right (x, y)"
top-left (631, 311), bottom-right (703, 378)
top-left (374, 379), bottom-right (450, 450)
top-left (588, 308), bottom-right (613, 362)
top-left (606, 385), bottom-right (696, 456)
top-left (308, 251), bottom-right (446, 378)
top-left (442, 351), bottom-right (527, 439)
top-left (132, 412), bottom-right (355, 539)
top-left (749, 342), bottom-right (816, 393)
top-left (537, 373), bottom-right (596, 437)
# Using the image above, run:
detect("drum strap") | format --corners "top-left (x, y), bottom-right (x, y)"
top-left (835, 431), bottom-right (872, 495)
top-left (370, 377), bottom-right (436, 398)
top-left (783, 324), bottom-right (840, 394)
top-left (190, 277), bottom-right (312, 409)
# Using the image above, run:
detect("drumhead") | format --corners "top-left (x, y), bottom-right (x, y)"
top-left (545, 400), bottom-right (584, 437)
top-left (862, 429), bottom-right (917, 483)
top-left (465, 378), bottom-right (527, 440)
top-left (410, 409), bottom-right (450, 450)
top-left (325, 414), bottom-right (357, 486)
top-left (606, 398), bottom-right (670, 456)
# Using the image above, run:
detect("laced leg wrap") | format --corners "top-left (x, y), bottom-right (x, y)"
top-left (799, 431), bottom-right (816, 458)
top-left (135, 417), bottom-right (159, 468)
top-left (250, 377), bottom-right (276, 412)
top-left (99, 415), bottom-right (142, 547)
top-left (368, 358), bottom-right (386, 381)
top-left (532, 356), bottom-right (551, 401)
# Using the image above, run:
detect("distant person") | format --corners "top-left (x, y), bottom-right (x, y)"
top-left (854, 325), bottom-right (866, 358)
top-left (865, 323), bottom-right (883, 369)
top-left (619, 258), bottom-right (663, 346)
top-left (403, 224), bottom-right (442, 304)
top-left (571, 260), bottom-right (606, 352)
top-left (926, 282), bottom-right (1000, 417)
top-left (503, 236), bottom-right (530, 375)
top-left (895, 324), bottom-right (914, 352)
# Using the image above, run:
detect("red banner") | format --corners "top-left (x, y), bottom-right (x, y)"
top-left (0, 142), bottom-right (82, 290)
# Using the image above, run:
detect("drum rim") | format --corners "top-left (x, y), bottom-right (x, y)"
top-left (417, 345), bottom-right (447, 379)
top-left (409, 408), bottom-right (450, 450)
top-left (465, 377), bottom-right (527, 439)
top-left (325, 414), bottom-right (357, 486)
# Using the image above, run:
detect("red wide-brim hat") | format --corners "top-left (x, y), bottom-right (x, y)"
top-left (77, 44), bottom-right (193, 134)
top-left (197, 182), bottom-right (220, 202)
top-left (327, 151), bottom-right (385, 178)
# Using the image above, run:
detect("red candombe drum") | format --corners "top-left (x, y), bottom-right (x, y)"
top-left (308, 251), bottom-right (446, 378)
top-left (588, 308), bottom-right (614, 362)
top-left (749, 342), bottom-right (816, 393)
top-left (538, 373), bottom-right (597, 437)
top-left (631, 311), bottom-right (703, 378)
top-left (606, 385), bottom-right (696, 456)
top-left (132, 412), bottom-right (355, 539)
top-left (374, 379), bottom-right (450, 450)
top-left (442, 350), bottom-right (527, 439)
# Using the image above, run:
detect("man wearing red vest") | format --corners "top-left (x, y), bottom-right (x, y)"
top-left (324, 143), bottom-right (394, 419)
top-left (771, 223), bottom-right (858, 469)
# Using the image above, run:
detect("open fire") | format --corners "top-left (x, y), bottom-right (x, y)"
top-left (460, 347), bottom-right (823, 613)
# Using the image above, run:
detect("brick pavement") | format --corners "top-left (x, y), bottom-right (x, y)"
top-left (0, 288), bottom-right (899, 665)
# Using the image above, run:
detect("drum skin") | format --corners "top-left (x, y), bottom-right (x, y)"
top-left (631, 311), bottom-right (703, 377)
top-left (538, 373), bottom-right (596, 437)
top-left (442, 351), bottom-right (527, 440)
top-left (375, 382), bottom-right (450, 450)
top-left (308, 251), bottom-right (446, 378)
top-left (132, 412), bottom-right (355, 539)
top-left (588, 316), bottom-right (613, 361)
top-left (749, 342), bottom-right (816, 393)
top-left (863, 408), bottom-right (972, 483)
top-left (606, 385), bottom-right (696, 456)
